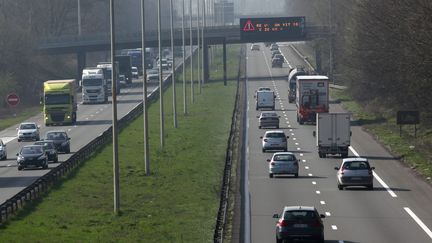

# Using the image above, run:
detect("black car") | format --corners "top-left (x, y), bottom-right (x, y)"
top-left (44, 130), bottom-right (71, 154)
top-left (17, 145), bottom-right (48, 170)
top-left (34, 140), bottom-right (58, 163)
top-left (273, 206), bottom-right (325, 243)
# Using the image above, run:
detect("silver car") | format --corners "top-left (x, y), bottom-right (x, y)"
top-left (268, 152), bottom-right (299, 178)
top-left (257, 111), bottom-right (280, 129)
top-left (261, 130), bottom-right (289, 152)
top-left (0, 139), bottom-right (7, 160)
top-left (17, 122), bottom-right (40, 142)
top-left (335, 158), bottom-right (375, 190)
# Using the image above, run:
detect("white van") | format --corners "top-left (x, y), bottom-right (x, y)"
top-left (255, 90), bottom-right (275, 110)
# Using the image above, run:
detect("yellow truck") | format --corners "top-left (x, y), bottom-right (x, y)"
top-left (42, 79), bottom-right (77, 126)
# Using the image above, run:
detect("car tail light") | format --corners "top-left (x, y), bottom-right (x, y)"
top-left (277, 219), bottom-right (289, 227)
top-left (310, 220), bottom-right (322, 228)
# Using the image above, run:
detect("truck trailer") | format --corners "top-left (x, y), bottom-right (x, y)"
top-left (315, 113), bottom-right (351, 158)
top-left (295, 75), bottom-right (329, 124)
top-left (42, 79), bottom-right (77, 126)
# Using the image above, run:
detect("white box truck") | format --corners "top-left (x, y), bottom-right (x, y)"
top-left (315, 113), bottom-right (351, 158)
top-left (81, 68), bottom-right (108, 104)
top-left (255, 90), bottom-right (275, 110)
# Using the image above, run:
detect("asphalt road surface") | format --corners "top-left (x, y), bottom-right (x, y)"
top-left (246, 43), bottom-right (432, 243)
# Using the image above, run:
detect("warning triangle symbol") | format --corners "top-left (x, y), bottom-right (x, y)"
top-left (243, 19), bottom-right (255, 31)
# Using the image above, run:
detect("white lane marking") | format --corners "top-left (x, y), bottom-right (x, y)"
top-left (325, 212), bottom-right (331, 216)
top-left (316, 190), bottom-right (320, 194)
top-left (349, 146), bottom-right (397, 198)
top-left (282, 111), bottom-right (286, 114)
top-left (320, 201), bottom-right (326, 205)
top-left (285, 117), bottom-right (289, 120)
top-left (1, 137), bottom-right (16, 144)
top-left (332, 225), bottom-right (338, 230)
top-left (86, 117), bottom-right (89, 120)
top-left (404, 207), bottom-right (432, 240)
top-left (305, 166), bottom-right (309, 170)
top-left (292, 137), bottom-right (297, 141)
top-left (289, 129), bottom-right (293, 132)
top-left (302, 159), bottom-right (306, 163)
top-left (288, 124), bottom-right (291, 128)
top-left (312, 181), bottom-right (317, 185)
top-left (284, 114), bottom-right (287, 117)
top-left (300, 153), bottom-right (304, 156)
top-left (67, 129), bottom-right (71, 132)
top-left (308, 173), bottom-right (313, 176)
top-left (297, 147), bottom-right (301, 151)
top-left (291, 133), bottom-right (295, 136)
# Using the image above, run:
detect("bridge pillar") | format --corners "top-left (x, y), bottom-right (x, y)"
top-left (77, 52), bottom-right (86, 81)
top-left (203, 41), bottom-right (209, 83)
top-left (223, 39), bottom-right (227, 86)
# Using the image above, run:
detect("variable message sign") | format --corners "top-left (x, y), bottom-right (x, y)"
top-left (240, 16), bottom-right (306, 42)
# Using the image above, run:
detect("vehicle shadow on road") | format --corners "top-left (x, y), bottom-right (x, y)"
top-left (360, 155), bottom-right (402, 160)
top-left (343, 187), bottom-right (410, 192)
top-left (0, 177), bottom-right (42, 188)
top-left (273, 175), bottom-right (327, 179)
top-left (76, 120), bottom-right (112, 126)
top-left (116, 99), bottom-right (144, 104)
top-left (325, 241), bottom-right (359, 243)
top-left (350, 118), bottom-right (386, 126)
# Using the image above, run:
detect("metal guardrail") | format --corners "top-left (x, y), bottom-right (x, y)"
top-left (0, 50), bottom-right (194, 225)
top-left (213, 45), bottom-right (245, 242)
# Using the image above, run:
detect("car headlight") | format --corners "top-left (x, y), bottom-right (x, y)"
top-left (17, 156), bottom-right (24, 162)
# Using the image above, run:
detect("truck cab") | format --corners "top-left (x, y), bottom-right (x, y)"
top-left (42, 79), bottom-right (77, 126)
top-left (81, 68), bottom-right (108, 104)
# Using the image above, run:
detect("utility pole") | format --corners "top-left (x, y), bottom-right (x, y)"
top-left (141, 0), bottom-right (150, 175)
top-left (197, 0), bottom-right (201, 94)
top-left (77, 0), bottom-right (82, 36)
top-left (158, 0), bottom-right (165, 147)
top-left (182, 0), bottom-right (188, 115)
top-left (329, 0), bottom-right (334, 84)
top-left (170, 0), bottom-right (177, 128)
top-left (110, 0), bottom-right (120, 214)
top-left (202, 0), bottom-right (206, 84)
top-left (190, 0), bottom-right (194, 103)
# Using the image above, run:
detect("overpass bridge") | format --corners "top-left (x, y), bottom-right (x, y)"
top-left (38, 25), bottom-right (329, 80)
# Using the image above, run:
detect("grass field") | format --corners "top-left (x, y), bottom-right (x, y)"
top-left (0, 45), bottom-right (241, 242)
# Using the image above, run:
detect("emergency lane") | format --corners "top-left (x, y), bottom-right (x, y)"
top-left (247, 42), bottom-right (432, 243)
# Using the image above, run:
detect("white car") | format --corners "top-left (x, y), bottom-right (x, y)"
top-left (260, 130), bottom-right (289, 152)
top-left (268, 152), bottom-right (299, 178)
top-left (0, 139), bottom-right (7, 160)
top-left (251, 44), bottom-right (260, 51)
top-left (146, 68), bottom-right (159, 82)
top-left (17, 122), bottom-right (40, 142)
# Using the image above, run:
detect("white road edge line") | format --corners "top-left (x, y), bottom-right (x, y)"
top-left (404, 207), bottom-right (432, 240)
top-left (349, 146), bottom-right (397, 198)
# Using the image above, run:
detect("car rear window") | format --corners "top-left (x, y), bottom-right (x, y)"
top-left (284, 210), bottom-right (317, 220)
top-left (266, 132), bottom-right (285, 138)
top-left (343, 161), bottom-right (370, 170)
top-left (274, 154), bottom-right (296, 161)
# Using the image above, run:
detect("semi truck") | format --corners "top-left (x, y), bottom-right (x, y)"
top-left (115, 55), bottom-right (132, 84)
top-left (81, 67), bottom-right (108, 104)
top-left (287, 67), bottom-right (307, 103)
top-left (42, 79), bottom-right (77, 126)
top-left (315, 113), bottom-right (351, 158)
top-left (295, 75), bottom-right (329, 124)
top-left (96, 62), bottom-right (120, 95)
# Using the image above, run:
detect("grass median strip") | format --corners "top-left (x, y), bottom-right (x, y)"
top-left (0, 46), bottom-right (240, 242)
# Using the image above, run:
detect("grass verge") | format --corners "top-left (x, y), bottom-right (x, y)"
top-left (0, 45), bottom-right (241, 242)
top-left (331, 88), bottom-right (432, 180)
top-left (0, 106), bottom-right (41, 131)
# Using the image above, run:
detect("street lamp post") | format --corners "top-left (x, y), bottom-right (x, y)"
top-left (109, 0), bottom-right (120, 214)
top-left (77, 0), bottom-right (82, 36)
top-left (170, 0), bottom-right (177, 128)
top-left (158, 0), bottom-right (165, 147)
top-left (197, 0), bottom-right (201, 94)
top-left (189, 0), bottom-right (194, 103)
top-left (182, 0), bottom-right (187, 115)
top-left (141, 0), bottom-right (150, 175)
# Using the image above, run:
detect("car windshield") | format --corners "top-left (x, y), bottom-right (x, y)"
top-left (21, 146), bottom-right (43, 154)
top-left (82, 78), bottom-right (103, 86)
top-left (45, 94), bottom-right (70, 105)
top-left (46, 132), bottom-right (66, 140)
top-left (148, 70), bottom-right (158, 75)
top-left (20, 124), bottom-right (36, 130)
top-left (343, 161), bottom-right (370, 170)
top-left (266, 133), bottom-right (285, 138)
top-left (274, 154), bottom-right (296, 161)
top-left (284, 210), bottom-right (317, 220)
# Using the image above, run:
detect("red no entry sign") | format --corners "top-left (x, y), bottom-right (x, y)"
top-left (6, 93), bottom-right (20, 106)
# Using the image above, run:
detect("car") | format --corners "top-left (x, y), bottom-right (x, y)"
top-left (146, 68), bottom-right (159, 83)
top-left (272, 57), bottom-right (284, 68)
top-left (273, 206), bottom-right (325, 243)
top-left (257, 111), bottom-right (280, 129)
top-left (271, 49), bottom-right (281, 58)
top-left (34, 140), bottom-right (58, 163)
top-left (131, 66), bottom-right (139, 79)
top-left (268, 152), bottom-right (299, 178)
top-left (335, 158), bottom-right (375, 190)
top-left (264, 42), bottom-right (272, 47)
top-left (118, 74), bottom-right (127, 88)
top-left (17, 122), bottom-right (40, 142)
top-left (270, 43), bottom-right (279, 51)
top-left (0, 139), bottom-right (7, 160)
top-left (260, 130), bottom-right (289, 152)
top-left (44, 130), bottom-right (71, 154)
top-left (251, 44), bottom-right (260, 51)
top-left (157, 58), bottom-right (170, 70)
top-left (16, 145), bottom-right (48, 170)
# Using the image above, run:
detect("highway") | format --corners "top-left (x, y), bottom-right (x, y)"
top-left (0, 72), bottom-right (166, 205)
top-left (246, 43), bottom-right (432, 242)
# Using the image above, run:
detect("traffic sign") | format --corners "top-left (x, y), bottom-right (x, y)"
top-left (6, 93), bottom-right (20, 106)
top-left (240, 17), bottom-right (306, 42)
